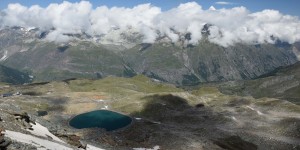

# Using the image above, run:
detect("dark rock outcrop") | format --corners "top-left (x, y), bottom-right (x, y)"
top-left (13, 112), bottom-right (35, 129)
top-left (0, 128), bottom-right (11, 150)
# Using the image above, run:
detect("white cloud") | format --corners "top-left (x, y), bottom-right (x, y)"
top-left (46, 30), bottom-right (73, 43)
top-left (215, 1), bottom-right (235, 5)
top-left (209, 6), bottom-right (216, 11)
top-left (0, 1), bottom-right (300, 47)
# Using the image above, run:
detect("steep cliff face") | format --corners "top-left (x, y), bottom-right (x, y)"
top-left (0, 27), bottom-right (298, 85)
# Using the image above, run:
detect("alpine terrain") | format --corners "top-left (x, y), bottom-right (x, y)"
top-left (0, 1), bottom-right (300, 150)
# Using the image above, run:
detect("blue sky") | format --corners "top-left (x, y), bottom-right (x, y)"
top-left (0, 0), bottom-right (299, 16)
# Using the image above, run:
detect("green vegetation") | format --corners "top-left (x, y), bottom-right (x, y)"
top-left (0, 65), bottom-right (30, 84)
top-left (216, 62), bottom-right (300, 105)
top-left (68, 75), bottom-right (182, 93)
top-left (33, 68), bottom-right (92, 82)
top-left (191, 87), bottom-right (221, 96)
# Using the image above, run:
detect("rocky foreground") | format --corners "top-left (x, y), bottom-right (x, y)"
top-left (0, 75), bottom-right (299, 150)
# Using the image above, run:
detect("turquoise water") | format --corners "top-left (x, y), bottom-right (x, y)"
top-left (69, 110), bottom-right (132, 131)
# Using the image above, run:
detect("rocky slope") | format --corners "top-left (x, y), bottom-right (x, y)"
top-left (0, 64), bottom-right (31, 84)
top-left (123, 40), bottom-right (298, 85)
top-left (0, 27), bottom-right (298, 85)
top-left (0, 75), bottom-right (299, 149)
top-left (210, 61), bottom-right (300, 105)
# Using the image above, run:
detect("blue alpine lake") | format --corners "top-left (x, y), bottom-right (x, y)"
top-left (69, 110), bottom-right (132, 131)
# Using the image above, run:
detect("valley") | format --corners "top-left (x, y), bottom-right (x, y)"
top-left (0, 2), bottom-right (300, 149)
top-left (0, 74), bottom-right (299, 149)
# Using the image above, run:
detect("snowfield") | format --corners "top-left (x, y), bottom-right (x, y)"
top-left (2, 122), bottom-right (106, 150)
top-left (27, 122), bottom-right (65, 143)
top-left (4, 130), bottom-right (74, 150)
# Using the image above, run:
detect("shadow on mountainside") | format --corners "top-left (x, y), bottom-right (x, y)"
top-left (87, 94), bottom-right (257, 150)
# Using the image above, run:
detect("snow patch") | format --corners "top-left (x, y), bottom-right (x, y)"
top-left (96, 99), bottom-right (105, 102)
top-left (86, 144), bottom-right (105, 150)
top-left (101, 105), bottom-right (109, 109)
top-left (133, 145), bottom-right (160, 150)
top-left (246, 106), bottom-right (264, 115)
top-left (231, 116), bottom-right (238, 121)
top-left (20, 48), bottom-right (29, 52)
top-left (3, 130), bottom-right (106, 150)
top-left (0, 51), bottom-right (8, 61)
top-left (151, 78), bottom-right (161, 82)
top-left (27, 122), bottom-right (65, 143)
top-left (135, 118), bottom-right (142, 120)
top-left (256, 110), bottom-right (263, 115)
top-left (3, 130), bottom-right (74, 150)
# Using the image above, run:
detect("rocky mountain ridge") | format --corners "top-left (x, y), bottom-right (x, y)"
top-left (0, 27), bottom-right (299, 85)
top-left (213, 61), bottom-right (300, 105)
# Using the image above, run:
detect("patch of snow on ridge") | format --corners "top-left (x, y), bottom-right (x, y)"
top-left (3, 130), bottom-right (74, 150)
top-left (86, 144), bottom-right (106, 150)
top-left (0, 51), bottom-right (8, 61)
top-left (20, 47), bottom-right (29, 52)
top-left (133, 145), bottom-right (160, 150)
top-left (231, 116), bottom-right (238, 121)
top-left (135, 118), bottom-right (142, 120)
top-left (101, 105), bottom-right (109, 109)
top-left (246, 106), bottom-right (264, 115)
top-left (3, 130), bottom-right (107, 150)
top-left (27, 122), bottom-right (65, 143)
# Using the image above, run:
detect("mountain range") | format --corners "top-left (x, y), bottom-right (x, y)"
top-left (0, 2), bottom-right (300, 149)
top-left (0, 26), bottom-right (299, 85)
top-left (0, 26), bottom-right (299, 150)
